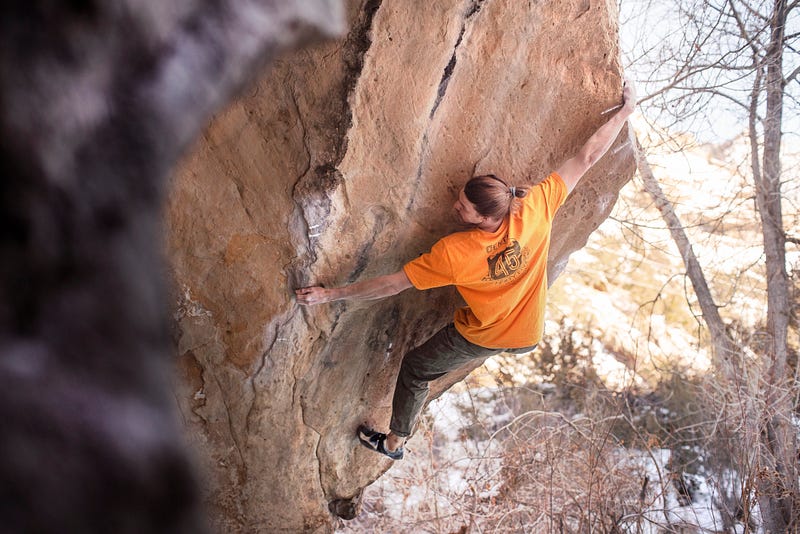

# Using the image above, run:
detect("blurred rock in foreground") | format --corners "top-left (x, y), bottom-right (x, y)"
top-left (0, 1), bottom-right (343, 532)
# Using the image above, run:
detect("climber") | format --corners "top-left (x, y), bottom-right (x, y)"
top-left (295, 80), bottom-right (637, 460)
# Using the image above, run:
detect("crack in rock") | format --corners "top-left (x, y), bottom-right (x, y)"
top-left (429, 0), bottom-right (487, 120)
top-left (288, 0), bottom-right (383, 287)
top-left (212, 372), bottom-right (247, 484)
top-left (289, 336), bottom-right (326, 513)
top-left (406, 0), bottom-right (489, 212)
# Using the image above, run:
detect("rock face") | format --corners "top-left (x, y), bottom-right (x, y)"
top-left (167, 0), bottom-right (635, 531)
top-left (0, 2), bottom-right (343, 533)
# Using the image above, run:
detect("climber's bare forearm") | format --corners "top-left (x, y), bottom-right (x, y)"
top-left (556, 79), bottom-right (637, 193)
top-left (295, 270), bottom-right (413, 306)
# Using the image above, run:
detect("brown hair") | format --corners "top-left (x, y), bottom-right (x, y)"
top-left (464, 174), bottom-right (528, 220)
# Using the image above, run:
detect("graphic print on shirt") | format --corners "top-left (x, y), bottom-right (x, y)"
top-left (483, 238), bottom-right (531, 283)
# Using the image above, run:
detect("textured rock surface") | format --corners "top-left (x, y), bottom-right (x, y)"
top-left (167, 0), bottom-right (635, 531)
top-left (0, 1), bottom-right (343, 533)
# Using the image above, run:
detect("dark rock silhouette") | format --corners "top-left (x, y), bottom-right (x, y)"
top-left (0, 2), bottom-right (343, 532)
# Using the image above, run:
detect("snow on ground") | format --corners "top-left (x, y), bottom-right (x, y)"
top-left (335, 390), bottom-right (508, 532)
top-left (629, 447), bottom-right (729, 533)
top-left (337, 387), bottom-right (755, 533)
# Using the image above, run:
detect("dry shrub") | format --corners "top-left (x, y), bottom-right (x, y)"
top-left (338, 315), bottom-right (799, 533)
top-left (492, 411), bottom-right (648, 533)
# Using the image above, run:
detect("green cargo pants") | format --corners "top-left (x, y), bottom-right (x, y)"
top-left (389, 323), bottom-right (537, 437)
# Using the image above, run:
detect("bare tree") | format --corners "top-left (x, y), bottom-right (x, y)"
top-left (633, 132), bottom-right (740, 364)
top-left (624, 0), bottom-right (799, 530)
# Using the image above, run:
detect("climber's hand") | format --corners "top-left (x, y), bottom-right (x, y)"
top-left (622, 78), bottom-right (637, 113)
top-left (295, 286), bottom-right (332, 306)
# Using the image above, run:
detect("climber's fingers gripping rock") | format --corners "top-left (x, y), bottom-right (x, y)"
top-left (295, 286), bottom-right (331, 306)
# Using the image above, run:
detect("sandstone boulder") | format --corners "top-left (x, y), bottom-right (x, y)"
top-left (167, 0), bottom-right (635, 531)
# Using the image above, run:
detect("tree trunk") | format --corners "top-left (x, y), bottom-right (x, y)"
top-left (634, 133), bottom-right (748, 531)
top-left (750, 0), bottom-right (797, 530)
top-left (632, 132), bottom-right (739, 364)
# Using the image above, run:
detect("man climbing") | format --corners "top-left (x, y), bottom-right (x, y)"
top-left (296, 80), bottom-right (637, 460)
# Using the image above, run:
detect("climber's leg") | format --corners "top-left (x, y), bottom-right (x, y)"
top-left (388, 324), bottom-right (499, 440)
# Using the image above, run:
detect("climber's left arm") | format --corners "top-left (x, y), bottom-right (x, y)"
top-left (295, 270), bottom-right (414, 306)
top-left (556, 80), bottom-right (636, 194)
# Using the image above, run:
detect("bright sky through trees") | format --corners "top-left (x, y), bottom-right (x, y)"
top-left (619, 0), bottom-right (800, 144)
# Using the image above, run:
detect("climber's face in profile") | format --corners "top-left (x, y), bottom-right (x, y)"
top-left (453, 189), bottom-right (483, 226)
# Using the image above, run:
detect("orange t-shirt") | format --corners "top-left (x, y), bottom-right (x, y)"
top-left (403, 172), bottom-right (568, 349)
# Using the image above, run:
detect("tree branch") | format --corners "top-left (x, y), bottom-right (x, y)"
top-left (728, 0), bottom-right (763, 58)
top-left (786, 64), bottom-right (800, 84)
top-left (631, 130), bottom-right (740, 362)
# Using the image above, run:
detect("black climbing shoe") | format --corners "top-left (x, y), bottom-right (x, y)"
top-left (357, 425), bottom-right (404, 460)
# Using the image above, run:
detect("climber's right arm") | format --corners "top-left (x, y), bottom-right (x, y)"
top-left (556, 80), bottom-right (636, 194)
top-left (295, 270), bottom-right (414, 306)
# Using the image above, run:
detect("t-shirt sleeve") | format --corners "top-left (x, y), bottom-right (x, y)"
top-left (403, 238), bottom-right (455, 290)
top-left (531, 172), bottom-right (568, 220)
